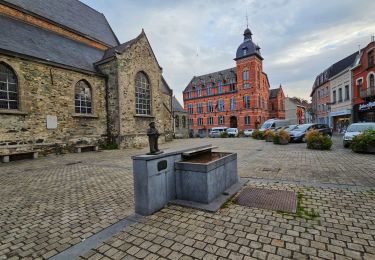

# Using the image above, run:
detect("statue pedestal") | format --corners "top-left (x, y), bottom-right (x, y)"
top-left (146, 151), bottom-right (163, 155)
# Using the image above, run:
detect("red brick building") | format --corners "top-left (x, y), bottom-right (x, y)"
top-left (183, 28), bottom-right (285, 136)
top-left (310, 71), bottom-right (331, 125)
top-left (352, 41), bottom-right (375, 122)
top-left (269, 85), bottom-right (285, 119)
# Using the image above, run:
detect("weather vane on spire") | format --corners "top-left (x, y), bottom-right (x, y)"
top-left (246, 11), bottom-right (249, 28)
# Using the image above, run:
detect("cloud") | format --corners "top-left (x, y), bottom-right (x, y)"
top-left (82, 0), bottom-right (375, 103)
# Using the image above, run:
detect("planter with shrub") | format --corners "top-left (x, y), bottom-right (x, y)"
top-left (264, 130), bottom-right (275, 142)
top-left (220, 131), bottom-right (228, 138)
top-left (273, 130), bottom-right (290, 145)
top-left (252, 130), bottom-right (264, 140)
top-left (305, 130), bottom-right (332, 150)
top-left (350, 130), bottom-right (375, 153)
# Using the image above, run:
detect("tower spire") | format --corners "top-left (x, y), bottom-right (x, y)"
top-left (246, 12), bottom-right (249, 29)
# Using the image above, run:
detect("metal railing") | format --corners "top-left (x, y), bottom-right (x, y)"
top-left (360, 86), bottom-right (375, 98)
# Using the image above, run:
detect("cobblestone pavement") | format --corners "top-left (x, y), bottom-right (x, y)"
top-left (0, 151), bottom-right (140, 259)
top-left (80, 183), bottom-right (375, 260)
top-left (1, 136), bottom-right (374, 259)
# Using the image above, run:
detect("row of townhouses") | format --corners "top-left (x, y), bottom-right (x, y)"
top-left (311, 40), bottom-right (375, 132)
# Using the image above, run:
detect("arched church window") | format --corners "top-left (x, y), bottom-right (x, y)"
top-left (182, 116), bottom-right (186, 128)
top-left (175, 115), bottom-right (180, 128)
top-left (135, 72), bottom-right (151, 115)
top-left (75, 80), bottom-right (92, 114)
top-left (0, 62), bottom-right (18, 110)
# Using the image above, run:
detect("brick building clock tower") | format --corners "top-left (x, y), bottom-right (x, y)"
top-left (183, 27), bottom-right (284, 136)
top-left (234, 28), bottom-right (270, 129)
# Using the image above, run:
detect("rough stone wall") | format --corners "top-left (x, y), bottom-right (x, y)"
top-left (173, 112), bottom-right (189, 138)
top-left (0, 55), bottom-right (107, 154)
top-left (97, 61), bottom-right (120, 143)
top-left (100, 34), bottom-right (172, 148)
top-left (161, 94), bottom-right (173, 141)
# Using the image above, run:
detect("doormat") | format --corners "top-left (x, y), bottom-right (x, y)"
top-left (235, 187), bottom-right (297, 213)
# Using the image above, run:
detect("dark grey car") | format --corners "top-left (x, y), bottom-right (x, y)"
top-left (289, 124), bottom-right (332, 142)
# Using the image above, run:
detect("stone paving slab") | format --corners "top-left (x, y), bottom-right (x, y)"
top-left (79, 183), bottom-right (375, 260)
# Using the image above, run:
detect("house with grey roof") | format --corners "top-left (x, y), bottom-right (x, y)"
top-left (0, 0), bottom-right (173, 155)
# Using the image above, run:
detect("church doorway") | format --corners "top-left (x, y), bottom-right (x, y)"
top-left (230, 116), bottom-right (238, 128)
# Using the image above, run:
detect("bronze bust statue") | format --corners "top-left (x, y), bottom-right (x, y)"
top-left (147, 122), bottom-right (163, 154)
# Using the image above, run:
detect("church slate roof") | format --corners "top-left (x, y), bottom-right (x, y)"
top-left (172, 96), bottom-right (185, 112)
top-left (2, 0), bottom-right (119, 47)
top-left (184, 67), bottom-right (237, 92)
top-left (269, 88), bottom-right (280, 99)
top-left (0, 15), bottom-right (104, 73)
top-left (161, 76), bottom-right (172, 95)
top-left (100, 37), bottom-right (139, 61)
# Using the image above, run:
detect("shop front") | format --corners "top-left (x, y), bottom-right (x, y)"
top-left (353, 101), bottom-right (375, 123)
top-left (329, 109), bottom-right (351, 133)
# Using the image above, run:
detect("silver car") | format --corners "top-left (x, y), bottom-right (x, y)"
top-left (343, 122), bottom-right (375, 147)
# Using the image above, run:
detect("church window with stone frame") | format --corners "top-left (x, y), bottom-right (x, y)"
top-left (75, 80), bottom-right (92, 114)
top-left (175, 115), bottom-right (180, 128)
top-left (182, 116), bottom-right (186, 128)
top-left (135, 72), bottom-right (151, 115)
top-left (0, 63), bottom-right (18, 110)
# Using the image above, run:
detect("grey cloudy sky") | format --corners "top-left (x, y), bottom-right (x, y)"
top-left (82, 0), bottom-right (375, 104)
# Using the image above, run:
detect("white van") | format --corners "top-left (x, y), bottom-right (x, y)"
top-left (209, 127), bottom-right (228, 138)
top-left (260, 119), bottom-right (290, 131)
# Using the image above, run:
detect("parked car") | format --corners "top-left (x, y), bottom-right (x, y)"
top-left (260, 119), bottom-right (290, 132)
top-left (227, 128), bottom-right (239, 137)
top-left (209, 127), bottom-right (228, 138)
top-left (289, 123), bottom-right (332, 142)
top-left (243, 129), bottom-right (254, 137)
top-left (343, 122), bottom-right (375, 147)
top-left (284, 124), bottom-right (297, 131)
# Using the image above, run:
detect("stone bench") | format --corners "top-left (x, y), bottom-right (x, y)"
top-left (0, 151), bottom-right (38, 163)
top-left (74, 145), bottom-right (99, 153)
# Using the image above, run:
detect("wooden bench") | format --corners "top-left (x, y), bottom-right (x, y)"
top-left (0, 151), bottom-right (38, 163)
top-left (74, 145), bottom-right (99, 153)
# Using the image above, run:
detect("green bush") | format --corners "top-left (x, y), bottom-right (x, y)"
top-left (252, 130), bottom-right (264, 140)
top-left (238, 130), bottom-right (244, 137)
top-left (264, 130), bottom-right (275, 142)
top-left (220, 131), bottom-right (228, 138)
top-left (350, 130), bottom-right (375, 153)
top-left (101, 142), bottom-right (119, 150)
top-left (306, 130), bottom-right (332, 150)
top-left (273, 130), bottom-right (290, 145)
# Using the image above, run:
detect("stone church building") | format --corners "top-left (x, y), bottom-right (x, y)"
top-left (0, 0), bottom-right (173, 154)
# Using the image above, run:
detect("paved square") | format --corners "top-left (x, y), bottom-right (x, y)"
top-left (1, 136), bottom-right (375, 259)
